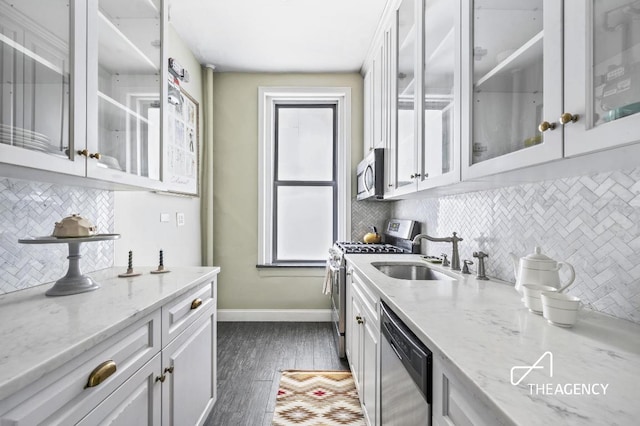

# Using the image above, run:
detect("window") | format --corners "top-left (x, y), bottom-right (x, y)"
top-left (258, 88), bottom-right (351, 266)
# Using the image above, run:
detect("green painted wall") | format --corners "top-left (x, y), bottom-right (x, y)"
top-left (211, 73), bottom-right (363, 309)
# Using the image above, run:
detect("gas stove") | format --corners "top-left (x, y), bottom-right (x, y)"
top-left (327, 219), bottom-right (421, 358)
top-left (334, 241), bottom-right (408, 254)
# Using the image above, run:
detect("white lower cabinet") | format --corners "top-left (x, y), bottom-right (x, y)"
top-left (0, 278), bottom-right (217, 426)
top-left (0, 310), bottom-right (161, 426)
top-left (161, 304), bottom-right (217, 426)
top-left (432, 354), bottom-right (505, 426)
top-left (346, 266), bottom-right (379, 426)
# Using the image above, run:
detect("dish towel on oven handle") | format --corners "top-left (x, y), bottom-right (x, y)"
top-left (323, 260), bottom-right (332, 295)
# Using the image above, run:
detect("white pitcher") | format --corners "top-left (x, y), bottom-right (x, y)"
top-left (510, 247), bottom-right (576, 295)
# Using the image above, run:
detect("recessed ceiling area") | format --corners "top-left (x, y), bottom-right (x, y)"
top-left (169, 0), bottom-right (389, 72)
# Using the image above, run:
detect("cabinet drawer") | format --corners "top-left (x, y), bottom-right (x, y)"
top-left (77, 353), bottom-right (161, 426)
top-left (352, 271), bottom-right (379, 325)
top-left (161, 279), bottom-right (216, 347)
top-left (0, 310), bottom-right (160, 426)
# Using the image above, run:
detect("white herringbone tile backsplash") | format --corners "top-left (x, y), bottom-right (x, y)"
top-left (393, 167), bottom-right (640, 324)
top-left (0, 178), bottom-right (114, 294)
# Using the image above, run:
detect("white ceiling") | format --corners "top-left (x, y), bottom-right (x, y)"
top-left (169, 0), bottom-right (389, 73)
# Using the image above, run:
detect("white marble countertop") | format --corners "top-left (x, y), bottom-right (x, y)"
top-left (0, 266), bottom-right (220, 401)
top-left (346, 254), bottom-right (640, 426)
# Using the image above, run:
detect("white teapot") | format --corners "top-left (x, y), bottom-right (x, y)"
top-left (510, 247), bottom-right (575, 295)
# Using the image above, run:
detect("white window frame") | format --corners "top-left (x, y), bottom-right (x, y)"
top-left (258, 87), bottom-right (351, 266)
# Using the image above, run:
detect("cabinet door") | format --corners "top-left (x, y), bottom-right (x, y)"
top-left (461, 0), bottom-right (563, 180)
top-left (393, 0), bottom-right (420, 195)
top-left (432, 355), bottom-right (506, 426)
top-left (86, 0), bottom-right (165, 189)
top-left (364, 69), bottom-right (373, 155)
top-left (417, 0), bottom-right (461, 191)
top-left (564, 0), bottom-right (640, 156)
top-left (362, 316), bottom-right (379, 426)
top-left (78, 354), bottom-right (161, 426)
top-left (0, 0), bottom-right (85, 176)
top-left (345, 267), bottom-right (354, 361)
top-left (162, 305), bottom-right (217, 426)
top-left (373, 42), bottom-right (385, 151)
top-left (349, 294), bottom-right (364, 393)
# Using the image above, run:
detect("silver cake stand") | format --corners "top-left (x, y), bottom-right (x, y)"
top-left (18, 234), bottom-right (121, 296)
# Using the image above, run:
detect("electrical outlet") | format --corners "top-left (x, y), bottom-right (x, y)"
top-left (160, 213), bottom-right (170, 223)
top-left (176, 212), bottom-right (185, 226)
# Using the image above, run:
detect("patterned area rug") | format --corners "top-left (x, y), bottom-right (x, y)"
top-left (272, 370), bottom-right (365, 426)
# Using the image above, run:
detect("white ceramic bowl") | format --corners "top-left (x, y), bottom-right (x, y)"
top-left (540, 292), bottom-right (580, 309)
top-left (522, 284), bottom-right (557, 314)
top-left (541, 292), bottom-right (580, 327)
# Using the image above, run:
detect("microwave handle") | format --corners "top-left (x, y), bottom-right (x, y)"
top-left (363, 164), bottom-right (374, 192)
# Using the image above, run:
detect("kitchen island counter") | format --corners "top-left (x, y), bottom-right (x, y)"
top-left (346, 254), bottom-right (640, 426)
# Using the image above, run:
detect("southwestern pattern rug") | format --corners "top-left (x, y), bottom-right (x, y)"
top-left (272, 370), bottom-right (365, 426)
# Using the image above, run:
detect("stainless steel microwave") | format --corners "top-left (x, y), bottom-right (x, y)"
top-left (356, 148), bottom-right (384, 200)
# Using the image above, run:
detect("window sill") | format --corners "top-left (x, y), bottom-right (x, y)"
top-left (256, 263), bottom-right (326, 278)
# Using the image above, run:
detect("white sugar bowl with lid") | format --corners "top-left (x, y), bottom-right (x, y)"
top-left (510, 246), bottom-right (575, 295)
top-left (52, 214), bottom-right (98, 237)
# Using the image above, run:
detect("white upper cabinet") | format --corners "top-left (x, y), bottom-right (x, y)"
top-left (563, 0), bottom-right (640, 157)
top-left (461, 0), bottom-right (563, 180)
top-left (417, 0), bottom-right (461, 190)
top-left (0, 0), bottom-right (166, 190)
top-left (375, 0), bottom-right (461, 198)
top-left (0, 0), bottom-right (86, 176)
top-left (86, 0), bottom-right (165, 189)
top-left (392, 0), bottom-right (419, 196)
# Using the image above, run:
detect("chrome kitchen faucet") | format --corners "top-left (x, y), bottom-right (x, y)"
top-left (412, 232), bottom-right (463, 271)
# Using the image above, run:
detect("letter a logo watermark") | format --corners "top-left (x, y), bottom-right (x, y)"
top-left (510, 351), bottom-right (553, 386)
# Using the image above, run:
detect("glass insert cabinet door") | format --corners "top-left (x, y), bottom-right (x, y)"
top-left (471, 0), bottom-right (544, 164)
top-left (0, 0), bottom-right (72, 161)
top-left (564, 0), bottom-right (640, 156)
top-left (464, 0), bottom-right (562, 178)
top-left (395, 0), bottom-right (418, 191)
top-left (420, 0), bottom-right (457, 182)
top-left (88, 0), bottom-right (162, 181)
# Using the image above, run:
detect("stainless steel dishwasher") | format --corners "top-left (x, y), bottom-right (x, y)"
top-left (380, 301), bottom-right (432, 425)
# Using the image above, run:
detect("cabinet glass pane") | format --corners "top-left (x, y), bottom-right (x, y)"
top-left (0, 1), bottom-right (70, 158)
top-left (471, 0), bottom-right (543, 164)
top-left (592, 0), bottom-right (640, 127)
top-left (397, 0), bottom-right (416, 186)
top-left (422, 0), bottom-right (455, 177)
top-left (277, 107), bottom-right (334, 181)
top-left (97, 0), bottom-right (161, 178)
top-left (276, 186), bottom-right (334, 261)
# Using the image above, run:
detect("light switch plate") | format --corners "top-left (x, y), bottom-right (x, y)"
top-left (160, 213), bottom-right (170, 223)
top-left (176, 212), bottom-right (185, 226)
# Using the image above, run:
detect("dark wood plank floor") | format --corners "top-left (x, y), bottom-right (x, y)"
top-left (205, 322), bottom-right (349, 426)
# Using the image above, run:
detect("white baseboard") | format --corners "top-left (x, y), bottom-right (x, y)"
top-left (217, 309), bottom-right (332, 322)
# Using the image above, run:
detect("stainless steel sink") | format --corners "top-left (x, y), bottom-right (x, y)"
top-left (372, 262), bottom-right (455, 281)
